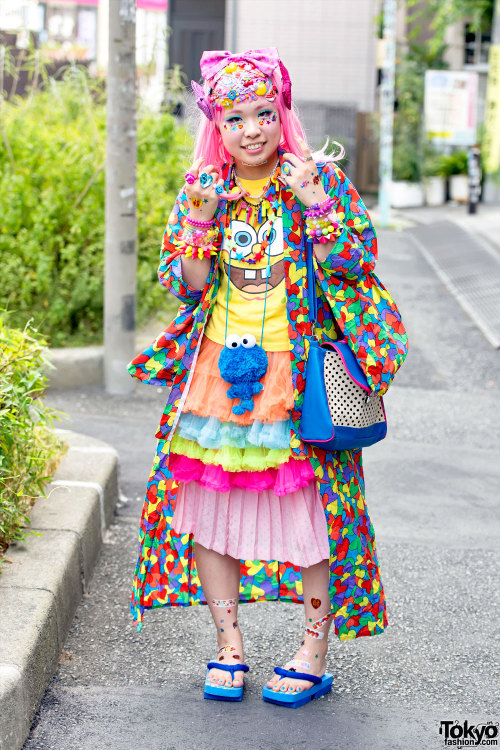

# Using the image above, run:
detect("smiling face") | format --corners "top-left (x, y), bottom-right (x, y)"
top-left (219, 98), bottom-right (281, 178)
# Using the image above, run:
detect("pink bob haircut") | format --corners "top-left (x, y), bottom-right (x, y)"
top-left (191, 65), bottom-right (344, 169)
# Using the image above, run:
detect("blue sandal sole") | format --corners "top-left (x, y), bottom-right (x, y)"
top-left (262, 673), bottom-right (333, 708)
top-left (203, 662), bottom-right (249, 702)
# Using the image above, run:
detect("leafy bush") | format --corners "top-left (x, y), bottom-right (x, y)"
top-left (0, 62), bottom-right (192, 346)
top-left (435, 150), bottom-right (468, 177)
top-left (0, 314), bottom-right (63, 561)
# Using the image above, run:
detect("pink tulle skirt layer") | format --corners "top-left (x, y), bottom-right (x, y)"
top-left (169, 453), bottom-right (315, 497)
top-left (171, 478), bottom-right (330, 568)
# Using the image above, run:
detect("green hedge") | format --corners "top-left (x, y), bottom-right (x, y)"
top-left (0, 314), bottom-right (63, 560)
top-left (0, 66), bottom-right (192, 346)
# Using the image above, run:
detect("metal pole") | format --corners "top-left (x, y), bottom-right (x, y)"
top-left (231, 0), bottom-right (238, 52)
top-left (378, 0), bottom-right (397, 228)
top-left (104, 0), bottom-right (137, 394)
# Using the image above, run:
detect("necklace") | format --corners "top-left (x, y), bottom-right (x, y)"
top-left (233, 158), bottom-right (280, 203)
top-left (231, 159), bottom-right (281, 226)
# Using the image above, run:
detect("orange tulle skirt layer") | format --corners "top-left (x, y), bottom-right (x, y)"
top-left (183, 336), bottom-right (293, 425)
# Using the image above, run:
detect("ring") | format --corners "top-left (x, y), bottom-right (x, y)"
top-left (305, 155), bottom-right (314, 162)
top-left (215, 184), bottom-right (224, 194)
top-left (199, 172), bottom-right (214, 188)
top-left (184, 172), bottom-right (196, 184)
top-left (282, 162), bottom-right (293, 175)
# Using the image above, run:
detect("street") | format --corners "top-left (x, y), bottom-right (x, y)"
top-left (24, 227), bottom-right (500, 750)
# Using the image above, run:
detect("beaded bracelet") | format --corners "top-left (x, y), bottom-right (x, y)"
top-left (185, 215), bottom-right (214, 228)
top-left (181, 225), bottom-right (217, 247)
top-left (305, 211), bottom-right (342, 244)
top-left (304, 196), bottom-right (336, 218)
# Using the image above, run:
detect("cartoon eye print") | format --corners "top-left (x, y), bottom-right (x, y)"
top-left (225, 221), bottom-right (257, 259)
top-left (225, 334), bottom-right (242, 349)
top-left (241, 333), bottom-right (256, 348)
top-left (257, 218), bottom-right (283, 257)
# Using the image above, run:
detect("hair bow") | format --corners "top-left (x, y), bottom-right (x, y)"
top-left (200, 48), bottom-right (280, 81)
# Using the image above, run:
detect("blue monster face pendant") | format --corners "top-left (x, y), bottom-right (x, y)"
top-left (218, 333), bottom-right (268, 415)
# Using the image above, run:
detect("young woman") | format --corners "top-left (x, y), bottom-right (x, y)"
top-left (128, 47), bottom-right (408, 707)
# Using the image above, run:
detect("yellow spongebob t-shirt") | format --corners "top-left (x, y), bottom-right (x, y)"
top-left (205, 177), bottom-right (289, 351)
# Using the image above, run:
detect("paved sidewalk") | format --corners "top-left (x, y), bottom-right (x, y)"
top-left (21, 228), bottom-right (500, 750)
top-left (373, 201), bottom-right (500, 254)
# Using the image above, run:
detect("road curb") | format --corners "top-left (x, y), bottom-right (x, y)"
top-left (46, 346), bottom-right (104, 388)
top-left (0, 430), bottom-right (119, 750)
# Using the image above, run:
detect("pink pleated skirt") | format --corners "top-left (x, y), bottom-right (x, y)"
top-left (169, 336), bottom-right (330, 567)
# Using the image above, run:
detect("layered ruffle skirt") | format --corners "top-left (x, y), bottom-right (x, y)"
top-left (170, 337), bottom-right (330, 568)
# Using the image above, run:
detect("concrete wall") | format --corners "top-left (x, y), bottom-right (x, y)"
top-left (225, 0), bottom-right (378, 112)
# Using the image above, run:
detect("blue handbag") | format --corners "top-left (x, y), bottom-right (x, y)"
top-left (299, 239), bottom-right (387, 452)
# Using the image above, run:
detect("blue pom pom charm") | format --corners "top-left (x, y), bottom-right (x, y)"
top-left (218, 333), bottom-right (268, 415)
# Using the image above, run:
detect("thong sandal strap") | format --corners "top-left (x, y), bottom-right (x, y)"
top-left (274, 666), bottom-right (321, 684)
top-left (207, 661), bottom-right (249, 674)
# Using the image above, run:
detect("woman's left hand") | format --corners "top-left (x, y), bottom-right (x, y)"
top-left (280, 137), bottom-right (329, 208)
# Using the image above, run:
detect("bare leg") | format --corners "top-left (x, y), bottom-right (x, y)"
top-left (194, 542), bottom-right (245, 687)
top-left (266, 558), bottom-right (332, 693)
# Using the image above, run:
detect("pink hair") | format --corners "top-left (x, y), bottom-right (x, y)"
top-left (192, 66), bottom-right (310, 169)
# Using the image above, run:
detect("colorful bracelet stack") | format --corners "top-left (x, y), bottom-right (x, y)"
top-left (176, 215), bottom-right (219, 259)
top-left (304, 197), bottom-right (342, 244)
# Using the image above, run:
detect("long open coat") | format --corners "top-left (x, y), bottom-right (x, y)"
top-left (128, 153), bottom-right (408, 636)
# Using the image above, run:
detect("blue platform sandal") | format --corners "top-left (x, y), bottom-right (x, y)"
top-left (204, 662), bottom-right (250, 701)
top-left (262, 666), bottom-right (333, 708)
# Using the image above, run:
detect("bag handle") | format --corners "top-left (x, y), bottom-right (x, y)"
top-left (304, 235), bottom-right (344, 341)
top-left (305, 236), bottom-right (318, 325)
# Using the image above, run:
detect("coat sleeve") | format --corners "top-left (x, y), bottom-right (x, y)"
top-left (313, 163), bottom-right (377, 281)
top-left (157, 188), bottom-right (221, 304)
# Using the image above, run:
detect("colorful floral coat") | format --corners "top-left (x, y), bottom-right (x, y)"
top-left (128, 153), bottom-right (408, 637)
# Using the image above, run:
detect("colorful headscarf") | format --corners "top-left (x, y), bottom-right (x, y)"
top-left (191, 47), bottom-right (292, 121)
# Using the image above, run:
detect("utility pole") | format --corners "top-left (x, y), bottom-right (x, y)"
top-left (104, 0), bottom-right (137, 394)
top-left (378, 0), bottom-right (397, 228)
top-left (483, 0), bottom-right (500, 202)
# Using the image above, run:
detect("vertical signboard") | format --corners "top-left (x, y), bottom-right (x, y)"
top-left (483, 45), bottom-right (500, 174)
top-left (424, 70), bottom-right (478, 146)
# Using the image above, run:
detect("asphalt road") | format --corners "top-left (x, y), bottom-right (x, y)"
top-left (23, 228), bottom-right (500, 750)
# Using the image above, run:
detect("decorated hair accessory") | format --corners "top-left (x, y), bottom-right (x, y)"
top-left (212, 598), bottom-right (238, 608)
top-left (184, 172), bottom-right (196, 185)
top-left (191, 80), bottom-right (213, 121)
top-left (194, 47), bottom-right (291, 117)
top-left (209, 60), bottom-right (277, 111)
top-left (278, 59), bottom-right (292, 109)
top-left (200, 47), bottom-right (281, 81)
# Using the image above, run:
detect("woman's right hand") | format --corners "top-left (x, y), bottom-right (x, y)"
top-left (184, 157), bottom-right (224, 222)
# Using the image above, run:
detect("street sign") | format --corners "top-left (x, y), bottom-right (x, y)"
top-left (483, 44), bottom-right (500, 174)
top-left (424, 70), bottom-right (479, 146)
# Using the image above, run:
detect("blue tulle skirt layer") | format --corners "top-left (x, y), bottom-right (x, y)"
top-left (175, 411), bottom-right (292, 451)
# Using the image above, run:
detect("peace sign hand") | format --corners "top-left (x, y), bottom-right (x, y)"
top-left (280, 137), bottom-right (329, 208)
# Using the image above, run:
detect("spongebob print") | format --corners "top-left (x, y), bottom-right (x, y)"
top-left (204, 213), bottom-right (289, 351)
